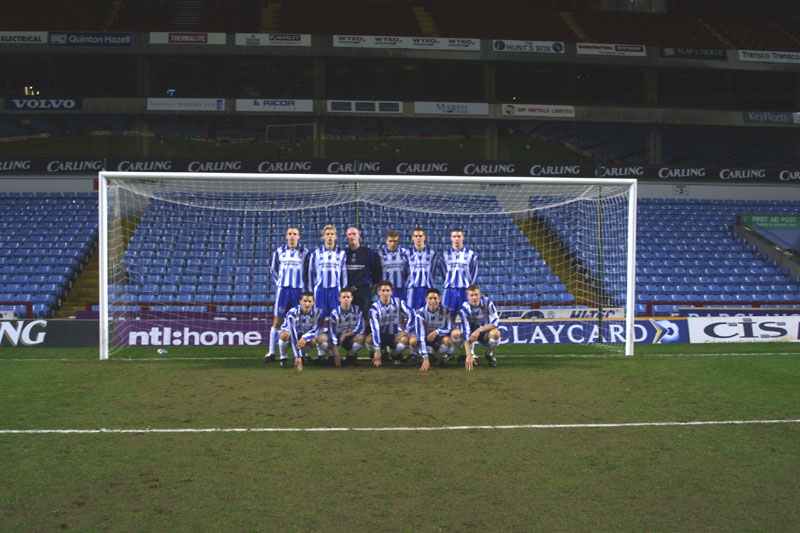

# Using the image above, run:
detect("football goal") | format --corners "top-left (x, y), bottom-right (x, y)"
top-left (98, 172), bottom-right (637, 360)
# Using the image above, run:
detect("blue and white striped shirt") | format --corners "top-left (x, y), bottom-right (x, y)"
top-left (307, 246), bottom-right (348, 290)
top-left (281, 304), bottom-right (321, 358)
top-left (369, 297), bottom-right (412, 346)
top-left (414, 304), bottom-right (452, 357)
top-left (443, 247), bottom-right (478, 289)
top-left (327, 305), bottom-right (364, 346)
top-left (379, 245), bottom-right (410, 290)
top-left (406, 246), bottom-right (440, 288)
top-left (458, 295), bottom-right (499, 338)
top-left (271, 244), bottom-right (309, 288)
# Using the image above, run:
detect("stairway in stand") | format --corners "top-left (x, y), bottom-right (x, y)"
top-left (56, 251), bottom-right (99, 318)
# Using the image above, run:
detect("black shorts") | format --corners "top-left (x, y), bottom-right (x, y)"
top-left (426, 334), bottom-right (445, 353)
top-left (339, 334), bottom-right (356, 352)
top-left (377, 331), bottom-right (399, 350)
top-left (474, 330), bottom-right (491, 346)
top-left (350, 285), bottom-right (373, 331)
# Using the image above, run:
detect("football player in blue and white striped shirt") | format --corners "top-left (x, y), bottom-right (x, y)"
top-left (366, 280), bottom-right (413, 367)
top-left (443, 228), bottom-right (478, 321)
top-left (455, 284), bottom-right (500, 371)
top-left (409, 288), bottom-right (455, 372)
top-left (278, 292), bottom-right (321, 371)
top-left (306, 224), bottom-right (348, 321)
top-left (317, 288), bottom-right (365, 367)
top-left (406, 227), bottom-right (442, 311)
top-left (379, 229), bottom-right (410, 303)
top-left (266, 226), bottom-right (309, 362)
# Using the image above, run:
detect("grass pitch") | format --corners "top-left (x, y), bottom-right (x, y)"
top-left (2, 343), bottom-right (799, 531)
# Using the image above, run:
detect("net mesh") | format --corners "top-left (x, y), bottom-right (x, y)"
top-left (103, 175), bottom-right (633, 358)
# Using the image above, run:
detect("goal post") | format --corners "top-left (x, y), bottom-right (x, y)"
top-left (98, 172), bottom-right (637, 360)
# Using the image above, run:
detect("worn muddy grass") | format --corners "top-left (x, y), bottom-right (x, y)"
top-left (2, 345), bottom-right (799, 530)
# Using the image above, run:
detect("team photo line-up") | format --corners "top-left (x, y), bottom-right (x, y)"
top-left (266, 224), bottom-right (501, 371)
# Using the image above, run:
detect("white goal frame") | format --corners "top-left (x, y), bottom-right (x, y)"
top-left (98, 172), bottom-right (637, 360)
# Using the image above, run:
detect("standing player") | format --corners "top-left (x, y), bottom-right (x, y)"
top-left (442, 227), bottom-right (478, 321)
top-left (278, 291), bottom-right (322, 371)
top-left (366, 280), bottom-right (412, 367)
top-left (409, 288), bottom-right (455, 372)
top-left (406, 227), bottom-right (441, 311)
top-left (317, 288), bottom-right (365, 367)
top-left (379, 229), bottom-right (410, 303)
top-left (265, 226), bottom-right (309, 363)
top-left (306, 224), bottom-right (348, 324)
top-left (343, 226), bottom-right (382, 334)
top-left (456, 284), bottom-right (500, 371)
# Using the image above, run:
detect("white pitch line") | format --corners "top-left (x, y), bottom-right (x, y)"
top-left (2, 352), bottom-right (800, 363)
top-left (2, 419), bottom-right (799, 435)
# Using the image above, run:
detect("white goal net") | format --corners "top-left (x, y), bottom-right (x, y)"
top-left (99, 173), bottom-right (636, 360)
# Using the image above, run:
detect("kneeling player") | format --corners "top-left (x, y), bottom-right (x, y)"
top-left (278, 291), bottom-right (321, 371)
top-left (456, 284), bottom-right (500, 371)
top-left (409, 288), bottom-right (455, 372)
top-left (366, 280), bottom-right (412, 367)
top-left (317, 288), bottom-right (366, 367)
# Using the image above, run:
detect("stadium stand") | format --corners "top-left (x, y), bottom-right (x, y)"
top-left (660, 126), bottom-right (800, 168)
top-left (571, 8), bottom-right (725, 48)
top-left (1, 0), bottom-right (797, 51)
top-left (686, 0), bottom-right (800, 51)
top-left (537, 198), bottom-right (800, 316)
top-left (279, 0), bottom-right (421, 37)
top-left (104, 193), bottom-right (800, 319)
top-left (114, 195), bottom-right (566, 313)
top-left (0, 193), bottom-right (97, 318)
top-left (424, 0), bottom-right (575, 41)
top-left (1, 0), bottom-right (111, 31)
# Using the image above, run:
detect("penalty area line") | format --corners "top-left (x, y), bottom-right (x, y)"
top-left (2, 419), bottom-right (799, 435)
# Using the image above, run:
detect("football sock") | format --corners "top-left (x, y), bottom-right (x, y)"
top-left (486, 338), bottom-right (498, 356)
top-left (268, 327), bottom-right (279, 355)
top-left (278, 339), bottom-right (290, 359)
